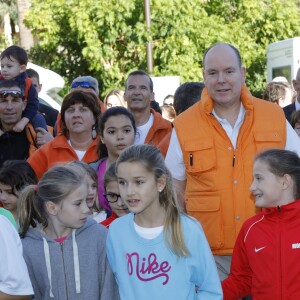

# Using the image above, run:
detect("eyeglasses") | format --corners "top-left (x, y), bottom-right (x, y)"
top-left (103, 192), bottom-right (122, 203)
top-left (70, 81), bottom-right (96, 91)
top-left (0, 90), bottom-right (23, 99)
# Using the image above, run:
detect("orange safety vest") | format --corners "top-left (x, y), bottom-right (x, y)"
top-left (174, 85), bottom-right (286, 255)
top-left (145, 109), bottom-right (172, 157)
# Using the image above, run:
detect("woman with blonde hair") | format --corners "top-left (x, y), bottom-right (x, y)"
top-left (104, 89), bottom-right (126, 109)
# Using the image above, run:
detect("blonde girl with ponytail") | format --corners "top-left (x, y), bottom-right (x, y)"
top-left (106, 144), bottom-right (222, 300)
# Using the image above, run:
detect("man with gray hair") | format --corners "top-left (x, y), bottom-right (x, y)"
top-left (71, 75), bottom-right (99, 94)
top-left (70, 75), bottom-right (105, 112)
top-left (55, 75), bottom-right (105, 135)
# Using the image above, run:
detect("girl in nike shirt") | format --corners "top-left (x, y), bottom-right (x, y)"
top-left (106, 144), bottom-right (222, 300)
top-left (222, 149), bottom-right (300, 299)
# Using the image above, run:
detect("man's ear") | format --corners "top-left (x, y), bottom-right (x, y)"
top-left (22, 100), bottom-right (27, 111)
top-left (150, 91), bottom-right (155, 101)
top-left (124, 90), bottom-right (128, 102)
top-left (202, 70), bottom-right (206, 82)
top-left (241, 66), bottom-right (247, 83)
top-left (20, 65), bottom-right (27, 73)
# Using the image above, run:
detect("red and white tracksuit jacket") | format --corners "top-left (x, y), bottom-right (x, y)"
top-left (222, 200), bottom-right (300, 300)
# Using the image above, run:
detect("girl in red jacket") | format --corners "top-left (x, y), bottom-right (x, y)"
top-left (222, 149), bottom-right (300, 300)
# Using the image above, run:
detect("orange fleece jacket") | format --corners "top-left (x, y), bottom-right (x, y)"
top-left (27, 134), bottom-right (99, 179)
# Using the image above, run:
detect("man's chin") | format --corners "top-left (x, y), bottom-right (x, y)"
top-left (129, 105), bottom-right (147, 112)
top-left (2, 120), bottom-right (18, 127)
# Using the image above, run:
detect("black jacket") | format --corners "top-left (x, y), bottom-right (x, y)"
top-left (0, 131), bottom-right (30, 167)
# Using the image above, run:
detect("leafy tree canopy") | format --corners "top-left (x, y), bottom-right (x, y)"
top-left (24, 0), bottom-right (300, 97)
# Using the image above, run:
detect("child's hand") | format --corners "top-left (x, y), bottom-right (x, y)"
top-left (13, 122), bottom-right (25, 132)
top-left (36, 127), bottom-right (53, 147)
top-left (12, 117), bottom-right (28, 132)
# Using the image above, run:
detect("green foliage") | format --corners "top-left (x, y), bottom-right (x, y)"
top-left (0, 0), bottom-right (17, 24)
top-left (0, 33), bottom-right (9, 51)
top-left (24, 0), bottom-right (300, 97)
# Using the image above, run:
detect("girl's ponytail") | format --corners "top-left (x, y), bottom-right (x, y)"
top-left (18, 165), bottom-right (86, 238)
top-left (18, 185), bottom-right (47, 238)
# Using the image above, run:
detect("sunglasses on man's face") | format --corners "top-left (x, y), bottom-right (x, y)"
top-left (70, 81), bottom-right (96, 92)
top-left (0, 90), bottom-right (23, 99)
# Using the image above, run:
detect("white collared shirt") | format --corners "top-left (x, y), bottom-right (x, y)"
top-left (212, 103), bottom-right (245, 149)
top-left (165, 104), bottom-right (300, 180)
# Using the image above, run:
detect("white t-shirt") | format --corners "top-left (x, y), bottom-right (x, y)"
top-left (134, 222), bottom-right (164, 239)
top-left (92, 211), bottom-right (107, 223)
top-left (0, 215), bottom-right (33, 296)
top-left (134, 113), bottom-right (154, 144)
top-left (165, 105), bottom-right (300, 180)
top-left (67, 140), bottom-right (86, 161)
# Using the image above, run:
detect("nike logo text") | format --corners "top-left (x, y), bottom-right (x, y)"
top-left (292, 243), bottom-right (300, 249)
top-left (254, 246), bottom-right (266, 253)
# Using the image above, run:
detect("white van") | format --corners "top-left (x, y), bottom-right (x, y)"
top-left (27, 62), bottom-right (64, 110)
top-left (267, 37), bottom-right (300, 83)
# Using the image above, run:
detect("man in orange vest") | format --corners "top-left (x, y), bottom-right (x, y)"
top-left (124, 70), bottom-right (172, 157)
top-left (165, 43), bottom-right (300, 281)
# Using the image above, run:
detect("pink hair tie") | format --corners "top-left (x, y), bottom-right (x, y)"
top-left (34, 184), bottom-right (38, 192)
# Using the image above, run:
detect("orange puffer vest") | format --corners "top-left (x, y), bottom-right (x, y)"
top-left (174, 85), bottom-right (286, 255)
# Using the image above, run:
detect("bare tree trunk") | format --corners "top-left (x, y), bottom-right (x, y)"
top-left (17, 0), bottom-right (34, 50)
top-left (4, 13), bottom-right (13, 45)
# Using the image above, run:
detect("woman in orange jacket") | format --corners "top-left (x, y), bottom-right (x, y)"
top-left (28, 90), bottom-right (100, 179)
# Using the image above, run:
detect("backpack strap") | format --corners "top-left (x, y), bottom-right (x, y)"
top-left (25, 123), bottom-right (38, 156)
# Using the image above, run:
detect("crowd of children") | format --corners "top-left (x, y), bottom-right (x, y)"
top-left (2, 43), bottom-right (300, 299)
top-left (2, 142), bottom-right (300, 299)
